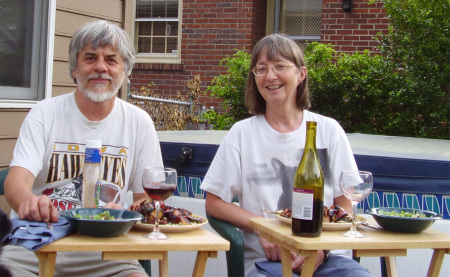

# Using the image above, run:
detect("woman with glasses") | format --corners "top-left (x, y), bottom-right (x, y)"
top-left (200, 34), bottom-right (371, 277)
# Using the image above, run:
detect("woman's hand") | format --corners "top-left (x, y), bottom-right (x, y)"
top-left (291, 252), bottom-right (306, 273)
top-left (291, 250), bottom-right (325, 274)
top-left (258, 236), bottom-right (281, 261)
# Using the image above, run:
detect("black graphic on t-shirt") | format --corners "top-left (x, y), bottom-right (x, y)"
top-left (43, 143), bottom-right (129, 211)
top-left (271, 149), bottom-right (330, 211)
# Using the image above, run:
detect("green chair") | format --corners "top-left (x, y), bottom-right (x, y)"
top-left (206, 212), bottom-right (245, 277)
top-left (0, 168), bottom-right (11, 215)
top-left (0, 168), bottom-right (9, 194)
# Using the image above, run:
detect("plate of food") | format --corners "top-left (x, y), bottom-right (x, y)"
top-left (131, 199), bottom-right (208, 233)
top-left (134, 216), bottom-right (208, 232)
top-left (274, 206), bottom-right (366, 231)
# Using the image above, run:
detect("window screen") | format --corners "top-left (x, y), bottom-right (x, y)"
top-left (280, 0), bottom-right (322, 40)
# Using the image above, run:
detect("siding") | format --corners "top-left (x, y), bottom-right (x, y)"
top-left (53, 0), bottom-right (127, 97)
top-left (0, 0), bottom-right (128, 168)
top-left (0, 110), bottom-right (26, 168)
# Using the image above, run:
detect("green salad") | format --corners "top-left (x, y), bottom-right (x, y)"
top-left (378, 210), bottom-right (426, 218)
top-left (74, 211), bottom-right (116, 220)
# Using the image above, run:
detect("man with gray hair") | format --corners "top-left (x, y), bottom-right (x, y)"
top-left (1, 20), bottom-right (161, 276)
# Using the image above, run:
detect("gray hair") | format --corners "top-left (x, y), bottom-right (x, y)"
top-left (68, 20), bottom-right (135, 80)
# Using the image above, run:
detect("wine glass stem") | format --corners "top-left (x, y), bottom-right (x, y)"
top-left (154, 201), bottom-right (161, 234)
top-left (351, 203), bottom-right (358, 232)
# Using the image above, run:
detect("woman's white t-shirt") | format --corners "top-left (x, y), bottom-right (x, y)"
top-left (200, 110), bottom-right (357, 263)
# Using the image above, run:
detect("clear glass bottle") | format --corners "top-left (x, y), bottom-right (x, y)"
top-left (82, 140), bottom-right (102, 208)
top-left (292, 121), bottom-right (324, 237)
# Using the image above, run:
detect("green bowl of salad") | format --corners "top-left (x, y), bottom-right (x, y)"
top-left (61, 208), bottom-right (143, 237)
top-left (367, 207), bottom-right (442, 233)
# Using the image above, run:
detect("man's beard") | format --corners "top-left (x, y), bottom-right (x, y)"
top-left (76, 71), bottom-right (124, 102)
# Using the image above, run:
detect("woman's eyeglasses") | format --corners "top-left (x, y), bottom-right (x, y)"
top-left (252, 62), bottom-right (295, 76)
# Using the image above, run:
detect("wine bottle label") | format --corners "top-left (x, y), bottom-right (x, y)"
top-left (292, 188), bottom-right (314, 220)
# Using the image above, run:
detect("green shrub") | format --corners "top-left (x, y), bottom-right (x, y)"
top-left (305, 42), bottom-right (393, 134)
top-left (204, 49), bottom-right (251, 130)
top-left (371, 0), bottom-right (449, 138)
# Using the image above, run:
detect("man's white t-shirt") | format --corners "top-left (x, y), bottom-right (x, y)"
top-left (200, 110), bottom-right (357, 263)
top-left (10, 92), bottom-right (163, 218)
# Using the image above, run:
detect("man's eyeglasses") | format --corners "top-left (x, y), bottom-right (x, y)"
top-left (252, 62), bottom-right (295, 76)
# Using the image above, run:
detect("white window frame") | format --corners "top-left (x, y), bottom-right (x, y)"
top-left (0, 0), bottom-right (55, 109)
top-left (132, 0), bottom-right (182, 64)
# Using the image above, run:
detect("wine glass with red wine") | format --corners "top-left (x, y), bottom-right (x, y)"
top-left (142, 167), bottom-right (177, 240)
top-left (339, 170), bottom-right (373, 238)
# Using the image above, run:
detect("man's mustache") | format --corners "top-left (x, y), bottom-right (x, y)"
top-left (87, 74), bottom-right (113, 81)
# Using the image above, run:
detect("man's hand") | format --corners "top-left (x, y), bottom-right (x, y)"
top-left (129, 194), bottom-right (149, 211)
top-left (259, 236), bottom-right (281, 261)
top-left (103, 202), bottom-right (123, 209)
top-left (18, 195), bottom-right (58, 223)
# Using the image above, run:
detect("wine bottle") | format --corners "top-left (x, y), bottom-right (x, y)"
top-left (83, 140), bottom-right (102, 208)
top-left (292, 121), bottom-right (324, 237)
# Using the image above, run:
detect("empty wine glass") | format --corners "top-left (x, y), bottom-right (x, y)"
top-left (339, 170), bottom-right (373, 238)
top-left (142, 167), bottom-right (177, 240)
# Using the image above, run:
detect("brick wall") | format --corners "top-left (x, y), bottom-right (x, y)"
top-left (129, 0), bottom-right (389, 112)
top-left (321, 0), bottom-right (389, 53)
top-left (129, 0), bottom-right (266, 112)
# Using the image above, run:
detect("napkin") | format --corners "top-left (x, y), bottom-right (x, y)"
top-left (2, 217), bottom-right (75, 251)
top-left (255, 261), bottom-right (300, 277)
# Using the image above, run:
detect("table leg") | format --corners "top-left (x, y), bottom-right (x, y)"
top-left (158, 252), bottom-right (169, 277)
top-left (301, 251), bottom-right (318, 277)
top-left (193, 251), bottom-right (216, 277)
top-left (280, 248), bottom-right (293, 277)
top-left (384, 256), bottom-right (398, 277)
top-left (36, 252), bottom-right (57, 277)
top-left (427, 249), bottom-right (446, 277)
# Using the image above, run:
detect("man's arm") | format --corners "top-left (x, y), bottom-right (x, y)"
top-left (5, 166), bottom-right (58, 223)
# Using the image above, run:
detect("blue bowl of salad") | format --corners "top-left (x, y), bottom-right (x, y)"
top-left (61, 208), bottom-right (143, 237)
top-left (367, 207), bottom-right (442, 233)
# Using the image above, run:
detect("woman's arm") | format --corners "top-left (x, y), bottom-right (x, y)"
top-left (206, 192), bottom-right (284, 262)
top-left (205, 192), bottom-right (260, 233)
top-left (334, 194), bottom-right (353, 214)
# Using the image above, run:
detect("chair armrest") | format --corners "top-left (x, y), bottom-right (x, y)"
top-left (0, 168), bottom-right (9, 195)
top-left (138, 260), bottom-right (151, 275)
top-left (206, 212), bottom-right (245, 277)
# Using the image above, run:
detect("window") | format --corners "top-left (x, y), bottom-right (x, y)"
top-left (270, 0), bottom-right (322, 42)
top-left (0, 0), bottom-right (48, 102)
top-left (134, 0), bottom-right (182, 63)
top-left (280, 0), bottom-right (322, 40)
